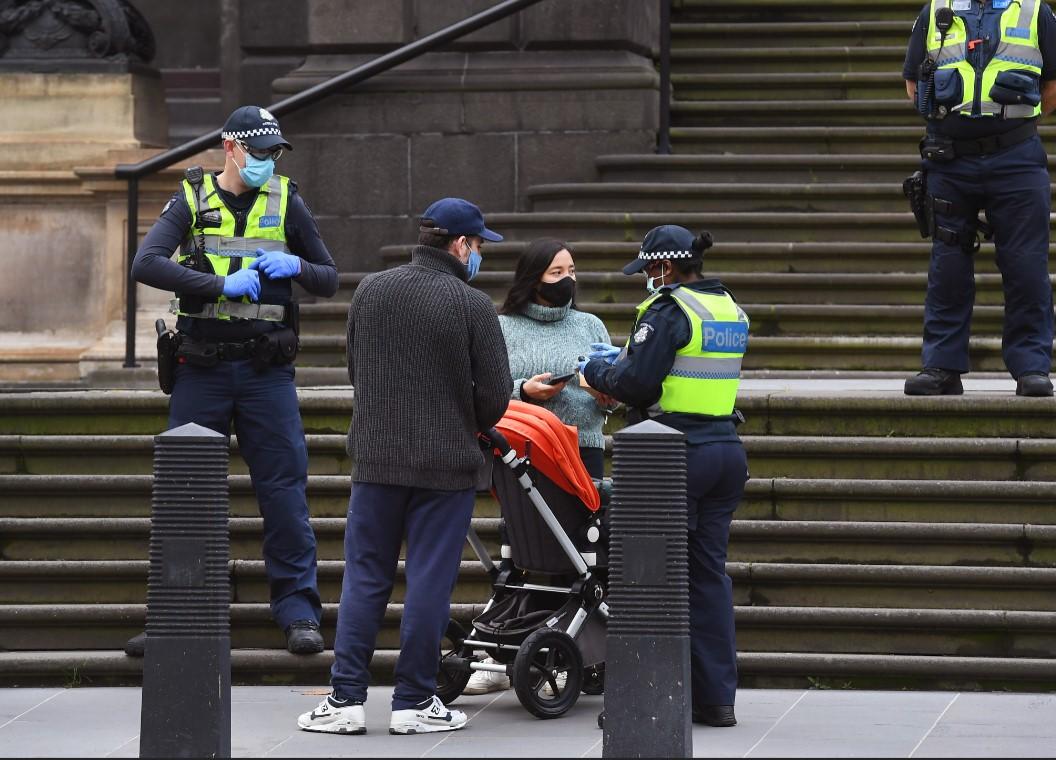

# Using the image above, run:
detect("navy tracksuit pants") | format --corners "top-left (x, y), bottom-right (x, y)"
top-left (330, 482), bottom-right (475, 710)
top-left (923, 134), bottom-right (1054, 377)
top-left (686, 441), bottom-right (748, 708)
top-left (169, 359), bottom-right (322, 630)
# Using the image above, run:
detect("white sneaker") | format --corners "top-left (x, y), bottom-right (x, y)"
top-left (389, 695), bottom-right (468, 735)
top-left (463, 658), bottom-right (511, 695)
top-left (297, 694), bottom-right (366, 734)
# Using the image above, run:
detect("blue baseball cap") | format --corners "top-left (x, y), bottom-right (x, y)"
top-left (623, 224), bottom-right (705, 275)
top-left (419, 198), bottom-right (503, 242)
top-left (221, 105), bottom-right (293, 151)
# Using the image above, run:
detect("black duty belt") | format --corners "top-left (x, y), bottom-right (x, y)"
top-left (952, 121), bottom-right (1037, 157)
top-left (215, 340), bottom-right (259, 361)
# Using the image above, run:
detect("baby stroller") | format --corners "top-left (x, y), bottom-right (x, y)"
top-left (437, 400), bottom-right (611, 719)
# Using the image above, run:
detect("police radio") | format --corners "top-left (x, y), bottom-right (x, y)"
top-left (920, 7), bottom-right (955, 119)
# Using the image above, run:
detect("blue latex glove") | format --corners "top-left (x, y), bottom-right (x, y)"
top-left (249, 249), bottom-right (301, 279)
top-left (577, 356), bottom-right (590, 373)
top-left (222, 268), bottom-right (260, 301)
top-left (589, 342), bottom-right (621, 365)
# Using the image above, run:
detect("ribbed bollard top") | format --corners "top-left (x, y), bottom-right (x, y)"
top-left (146, 423), bottom-right (230, 638)
top-left (607, 419), bottom-right (689, 636)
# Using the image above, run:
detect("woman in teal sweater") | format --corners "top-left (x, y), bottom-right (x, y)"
top-left (497, 238), bottom-right (615, 480)
top-left (466, 238), bottom-right (614, 697)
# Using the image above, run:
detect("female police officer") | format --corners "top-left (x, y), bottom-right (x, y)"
top-left (580, 225), bottom-right (749, 728)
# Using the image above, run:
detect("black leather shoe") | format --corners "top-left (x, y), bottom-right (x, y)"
top-left (693, 705), bottom-right (737, 727)
top-left (124, 631), bottom-right (145, 657)
top-left (1017, 373), bottom-right (1054, 397)
top-left (286, 619), bottom-right (324, 654)
top-left (904, 368), bottom-right (964, 396)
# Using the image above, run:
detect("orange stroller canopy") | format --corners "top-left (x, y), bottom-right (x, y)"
top-left (493, 399), bottom-right (601, 512)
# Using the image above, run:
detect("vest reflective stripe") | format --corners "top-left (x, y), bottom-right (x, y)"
top-left (928, 0), bottom-right (1043, 119)
top-left (176, 173), bottom-right (291, 320)
top-left (629, 287), bottom-right (748, 417)
top-left (201, 235), bottom-right (292, 257)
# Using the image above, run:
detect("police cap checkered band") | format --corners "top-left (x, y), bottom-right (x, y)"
top-left (222, 105), bottom-right (293, 151)
top-left (623, 224), bottom-right (702, 274)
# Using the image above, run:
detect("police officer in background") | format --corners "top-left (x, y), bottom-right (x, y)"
top-left (128, 105), bottom-right (339, 655)
top-left (904, 0), bottom-right (1056, 396)
top-left (581, 225), bottom-right (749, 728)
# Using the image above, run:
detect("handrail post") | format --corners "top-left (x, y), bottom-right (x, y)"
top-left (123, 176), bottom-right (139, 368)
top-left (658, 0), bottom-right (672, 155)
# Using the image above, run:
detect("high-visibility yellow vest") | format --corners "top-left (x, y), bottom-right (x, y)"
top-left (627, 286), bottom-right (749, 417)
top-left (926, 0), bottom-right (1043, 119)
top-left (174, 172), bottom-right (292, 321)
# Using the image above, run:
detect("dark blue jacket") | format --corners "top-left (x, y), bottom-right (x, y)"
top-left (583, 279), bottom-right (742, 444)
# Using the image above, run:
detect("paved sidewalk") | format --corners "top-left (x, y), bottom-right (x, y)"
top-left (2, 687), bottom-right (1055, 758)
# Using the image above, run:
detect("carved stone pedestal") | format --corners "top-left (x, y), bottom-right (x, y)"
top-left (0, 0), bottom-right (171, 385)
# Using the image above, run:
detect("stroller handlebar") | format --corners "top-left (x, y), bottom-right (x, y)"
top-left (479, 427), bottom-right (512, 456)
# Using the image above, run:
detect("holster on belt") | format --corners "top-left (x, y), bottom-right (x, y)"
top-left (902, 169), bottom-right (930, 239)
top-left (155, 320), bottom-right (180, 395)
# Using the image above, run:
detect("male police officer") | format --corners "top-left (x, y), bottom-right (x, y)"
top-left (581, 225), bottom-right (749, 728)
top-left (129, 105), bottom-right (339, 655)
top-left (904, 0), bottom-right (1056, 396)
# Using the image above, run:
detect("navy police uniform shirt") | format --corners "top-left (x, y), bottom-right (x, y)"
top-left (583, 279), bottom-right (741, 444)
top-left (902, 0), bottom-right (1056, 139)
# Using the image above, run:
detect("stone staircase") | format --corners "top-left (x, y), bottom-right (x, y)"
top-left (2, 0), bottom-right (1056, 691)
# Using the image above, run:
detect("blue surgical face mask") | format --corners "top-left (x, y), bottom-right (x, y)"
top-left (236, 144), bottom-right (275, 188)
top-left (465, 243), bottom-right (482, 281)
top-left (646, 267), bottom-right (666, 294)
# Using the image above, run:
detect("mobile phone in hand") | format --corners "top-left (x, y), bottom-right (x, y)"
top-left (545, 372), bottom-right (576, 386)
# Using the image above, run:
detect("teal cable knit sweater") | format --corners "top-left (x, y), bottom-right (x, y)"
top-left (498, 301), bottom-right (612, 450)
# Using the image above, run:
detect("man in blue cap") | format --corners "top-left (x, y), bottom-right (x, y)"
top-left (581, 225), bottom-right (749, 728)
top-left (298, 198), bottom-right (512, 736)
top-left (130, 105), bottom-right (338, 657)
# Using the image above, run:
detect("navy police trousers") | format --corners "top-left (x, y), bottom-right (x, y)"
top-left (169, 360), bottom-right (322, 631)
top-left (330, 483), bottom-right (475, 710)
top-left (687, 441), bottom-right (749, 708)
top-left (924, 134), bottom-right (1054, 377)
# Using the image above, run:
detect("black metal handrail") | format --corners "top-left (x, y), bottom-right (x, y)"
top-left (116, 0), bottom-right (548, 368)
top-left (657, 0), bottom-right (672, 155)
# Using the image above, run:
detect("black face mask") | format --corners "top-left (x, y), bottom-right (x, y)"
top-left (537, 276), bottom-right (576, 306)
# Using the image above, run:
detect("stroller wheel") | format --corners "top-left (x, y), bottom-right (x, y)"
top-left (582, 664), bottom-right (605, 695)
top-left (513, 629), bottom-right (584, 719)
top-left (436, 619), bottom-right (471, 706)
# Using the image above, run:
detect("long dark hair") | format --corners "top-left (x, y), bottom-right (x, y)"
top-left (500, 238), bottom-right (576, 315)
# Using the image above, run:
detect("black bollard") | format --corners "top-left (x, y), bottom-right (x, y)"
top-left (140, 423), bottom-right (231, 759)
top-left (603, 419), bottom-right (691, 758)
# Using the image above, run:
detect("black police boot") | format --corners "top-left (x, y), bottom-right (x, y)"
top-left (1016, 373), bottom-right (1054, 397)
top-left (124, 631), bottom-right (145, 658)
top-left (904, 368), bottom-right (964, 396)
top-left (693, 705), bottom-right (737, 727)
top-left (286, 619), bottom-right (324, 654)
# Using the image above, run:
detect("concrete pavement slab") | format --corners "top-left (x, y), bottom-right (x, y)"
top-left (743, 690), bottom-right (956, 758)
top-left (0, 687), bottom-right (139, 758)
top-left (0, 689), bottom-right (60, 731)
top-left (4, 687), bottom-right (1056, 758)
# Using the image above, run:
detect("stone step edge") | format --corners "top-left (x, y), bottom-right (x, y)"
top-left (3, 517), bottom-right (1055, 544)
top-left (3, 650), bottom-right (1055, 681)
top-left (3, 476), bottom-right (1056, 500)
top-left (3, 604), bottom-right (1053, 630)
top-left (3, 560), bottom-right (1055, 586)
top-left (6, 433), bottom-right (1056, 457)
top-left (672, 21), bottom-right (910, 34)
